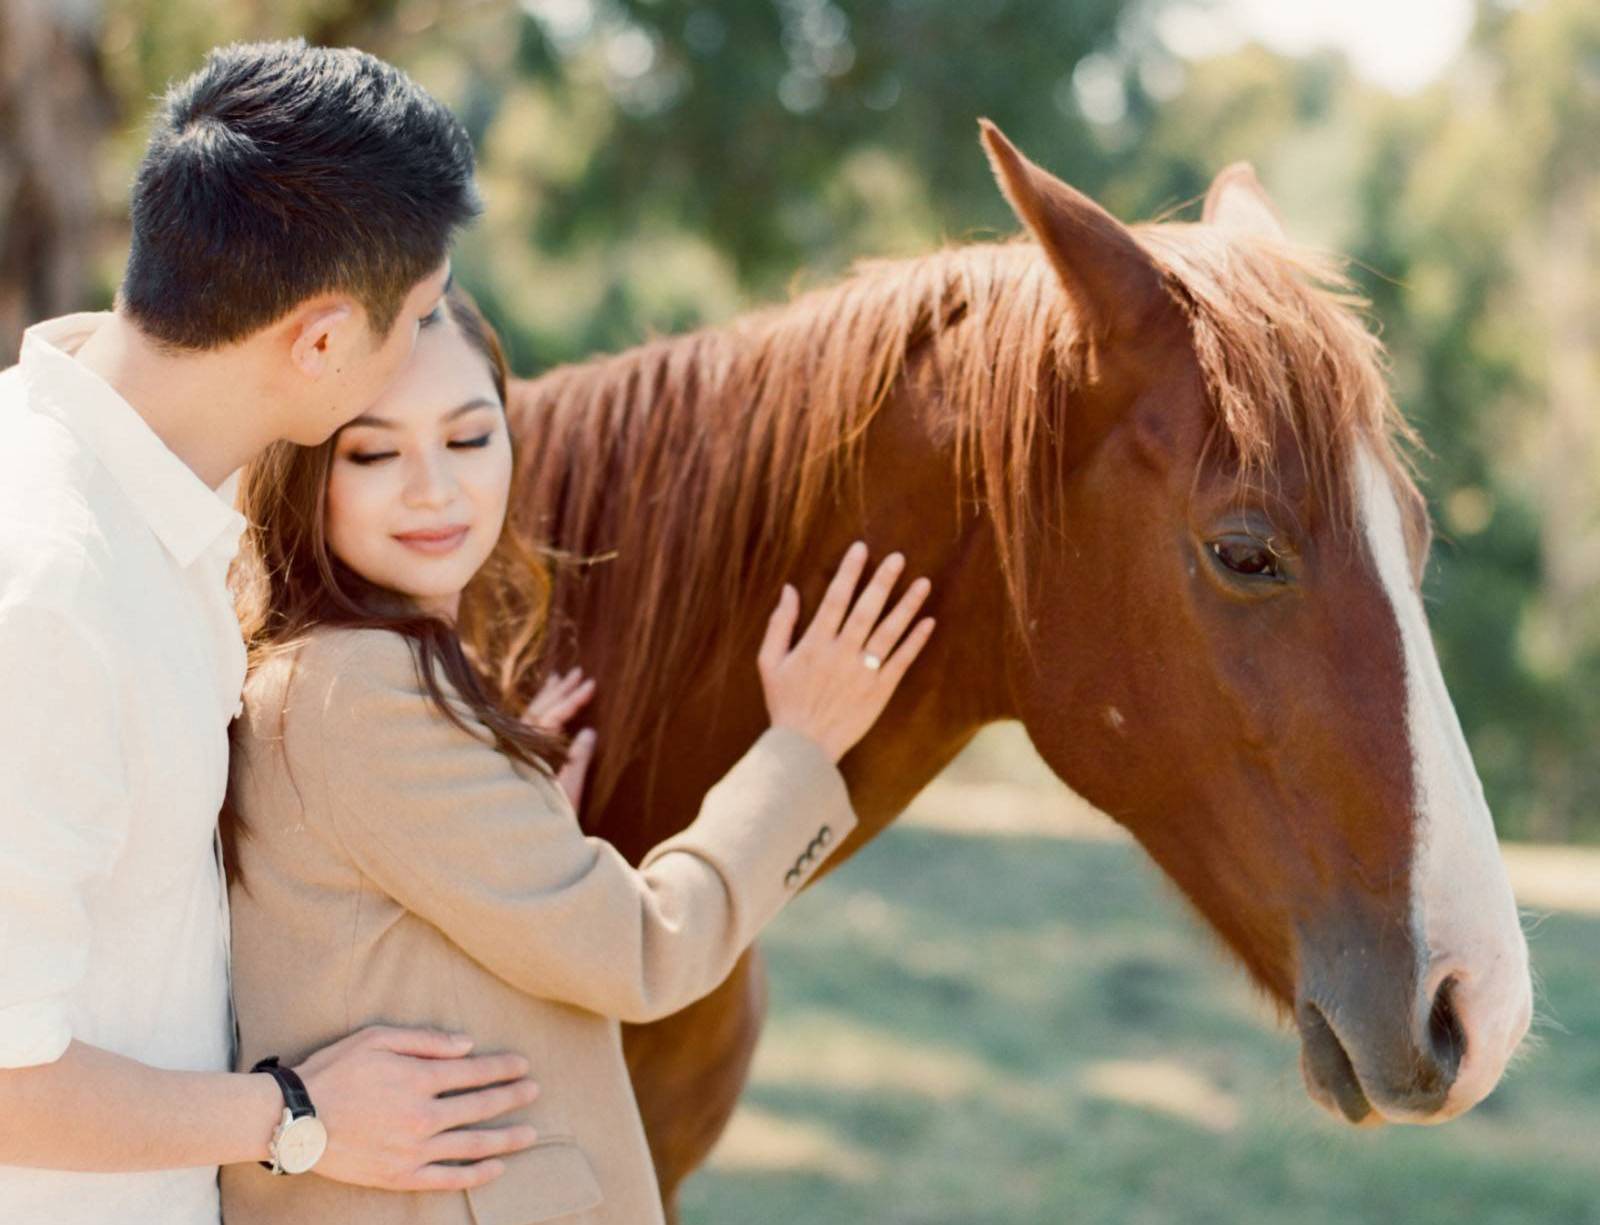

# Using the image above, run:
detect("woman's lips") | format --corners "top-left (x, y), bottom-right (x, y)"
top-left (392, 525), bottom-right (470, 555)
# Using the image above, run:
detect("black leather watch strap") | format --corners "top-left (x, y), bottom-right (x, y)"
top-left (252, 1055), bottom-right (316, 1119)
top-left (252, 1055), bottom-right (318, 1171)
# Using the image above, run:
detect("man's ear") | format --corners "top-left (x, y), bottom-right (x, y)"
top-left (978, 117), bottom-right (1168, 342)
top-left (1202, 163), bottom-right (1288, 241)
top-left (288, 303), bottom-right (355, 379)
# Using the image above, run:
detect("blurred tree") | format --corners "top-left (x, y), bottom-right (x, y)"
top-left (1345, 0), bottom-right (1600, 840)
top-left (0, 0), bottom-right (116, 364)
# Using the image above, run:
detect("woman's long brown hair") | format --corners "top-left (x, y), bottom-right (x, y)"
top-left (223, 285), bottom-right (565, 880)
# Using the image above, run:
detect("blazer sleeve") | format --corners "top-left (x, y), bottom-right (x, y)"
top-left (283, 631), bottom-right (857, 1024)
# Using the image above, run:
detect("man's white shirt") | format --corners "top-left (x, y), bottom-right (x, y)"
top-left (0, 313), bottom-right (246, 1224)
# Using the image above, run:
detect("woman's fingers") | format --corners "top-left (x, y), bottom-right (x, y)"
top-left (758, 584), bottom-right (799, 674)
top-left (524, 668), bottom-right (594, 729)
top-left (839, 552), bottom-right (906, 647)
top-left (802, 541), bottom-right (869, 644)
top-left (544, 677), bottom-right (596, 726)
top-left (879, 616), bottom-right (936, 687)
top-left (862, 574), bottom-right (930, 660)
top-left (558, 728), bottom-right (597, 810)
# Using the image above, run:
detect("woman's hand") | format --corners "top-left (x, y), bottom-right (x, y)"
top-left (758, 540), bottom-right (936, 763)
top-left (555, 728), bottom-right (597, 812)
top-left (523, 667), bottom-right (598, 811)
top-left (522, 666), bottom-right (596, 732)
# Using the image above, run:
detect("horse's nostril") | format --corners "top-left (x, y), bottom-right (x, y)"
top-left (1426, 976), bottom-right (1466, 1086)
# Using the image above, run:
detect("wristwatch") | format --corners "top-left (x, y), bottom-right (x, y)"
top-left (252, 1056), bottom-right (329, 1175)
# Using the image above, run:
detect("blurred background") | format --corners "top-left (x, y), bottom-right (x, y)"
top-left (2, 0), bottom-right (1596, 1219)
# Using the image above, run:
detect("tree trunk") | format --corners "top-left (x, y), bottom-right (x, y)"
top-left (0, 0), bottom-right (114, 363)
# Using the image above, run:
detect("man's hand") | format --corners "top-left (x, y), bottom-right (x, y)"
top-left (292, 1026), bottom-right (541, 1190)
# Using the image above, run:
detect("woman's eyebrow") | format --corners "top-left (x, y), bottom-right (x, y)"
top-left (344, 399), bottom-right (498, 430)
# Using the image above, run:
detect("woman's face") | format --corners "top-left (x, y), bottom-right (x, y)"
top-left (325, 313), bottom-right (511, 619)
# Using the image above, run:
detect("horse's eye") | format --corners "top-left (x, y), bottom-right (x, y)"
top-left (1210, 536), bottom-right (1283, 580)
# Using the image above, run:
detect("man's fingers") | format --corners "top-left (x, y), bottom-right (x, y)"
top-left (423, 1124), bottom-right (539, 1166)
top-left (431, 1078), bottom-right (544, 1132)
top-left (364, 1026), bottom-right (474, 1059)
top-left (421, 1052), bottom-right (532, 1095)
top-left (404, 1158), bottom-right (508, 1192)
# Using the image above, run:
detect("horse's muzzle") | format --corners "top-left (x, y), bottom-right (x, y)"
top-left (1294, 916), bottom-right (1471, 1125)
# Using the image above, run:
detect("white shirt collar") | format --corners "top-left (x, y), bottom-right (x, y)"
top-left (19, 312), bottom-right (247, 569)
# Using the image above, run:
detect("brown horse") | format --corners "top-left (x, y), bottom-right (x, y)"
top-left (504, 122), bottom-right (1531, 1212)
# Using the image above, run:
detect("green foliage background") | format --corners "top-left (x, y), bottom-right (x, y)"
top-left (81, 0), bottom-right (1600, 841)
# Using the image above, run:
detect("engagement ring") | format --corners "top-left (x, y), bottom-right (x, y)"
top-left (862, 653), bottom-right (882, 671)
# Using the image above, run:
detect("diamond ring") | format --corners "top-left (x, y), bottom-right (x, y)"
top-left (862, 653), bottom-right (882, 671)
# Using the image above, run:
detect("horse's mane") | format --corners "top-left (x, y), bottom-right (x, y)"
top-left (507, 225), bottom-right (1419, 812)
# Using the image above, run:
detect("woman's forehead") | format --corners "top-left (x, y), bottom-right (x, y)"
top-left (363, 320), bottom-right (499, 427)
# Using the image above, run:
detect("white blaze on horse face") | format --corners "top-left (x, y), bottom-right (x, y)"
top-left (1355, 447), bottom-right (1532, 1120)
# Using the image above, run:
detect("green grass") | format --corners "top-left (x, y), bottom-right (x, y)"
top-left (678, 821), bottom-right (1600, 1225)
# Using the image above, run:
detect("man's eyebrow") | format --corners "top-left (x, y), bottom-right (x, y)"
top-left (343, 398), bottom-right (497, 431)
top-left (441, 268), bottom-right (455, 297)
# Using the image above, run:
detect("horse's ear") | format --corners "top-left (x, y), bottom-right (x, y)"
top-left (1203, 162), bottom-right (1287, 241)
top-left (978, 118), bottom-right (1165, 338)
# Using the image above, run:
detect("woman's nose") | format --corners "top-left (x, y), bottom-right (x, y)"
top-left (403, 451), bottom-right (457, 509)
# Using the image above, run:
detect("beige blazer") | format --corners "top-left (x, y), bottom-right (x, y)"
top-left (220, 626), bottom-right (856, 1225)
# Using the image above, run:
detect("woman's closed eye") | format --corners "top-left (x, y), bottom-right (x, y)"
top-left (344, 435), bottom-right (493, 465)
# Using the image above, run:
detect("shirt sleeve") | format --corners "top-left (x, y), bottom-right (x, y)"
top-left (286, 633), bottom-right (857, 1024)
top-left (0, 603), bottom-right (131, 1067)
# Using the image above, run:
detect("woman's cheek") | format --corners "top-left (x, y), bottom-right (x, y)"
top-left (486, 448), bottom-right (513, 524)
top-left (328, 466), bottom-right (389, 568)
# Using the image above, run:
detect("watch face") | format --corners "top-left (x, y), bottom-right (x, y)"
top-left (276, 1114), bottom-right (329, 1175)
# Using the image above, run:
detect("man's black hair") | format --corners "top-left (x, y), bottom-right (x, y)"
top-left (122, 39), bottom-right (481, 350)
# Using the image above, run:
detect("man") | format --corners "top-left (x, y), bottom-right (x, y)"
top-left (0, 39), bottom-right (540, 1223)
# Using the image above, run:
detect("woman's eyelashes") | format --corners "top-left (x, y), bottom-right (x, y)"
top-left (343, 434), bottom-right (494, 465)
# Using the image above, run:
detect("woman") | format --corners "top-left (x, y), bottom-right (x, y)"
top-left (220, 285), bottom-right (935, 1225)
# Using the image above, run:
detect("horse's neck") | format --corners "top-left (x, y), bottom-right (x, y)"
top-left (520, 336), bottom-right (1020, 864)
